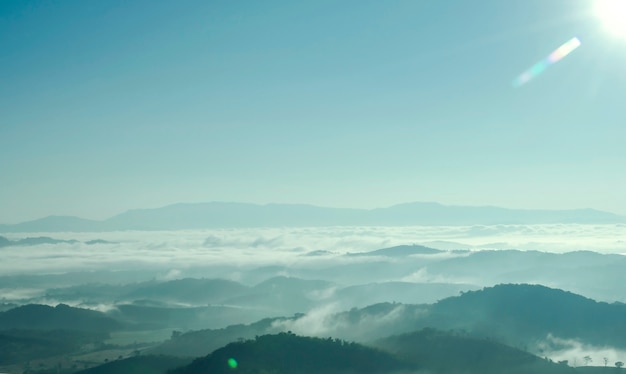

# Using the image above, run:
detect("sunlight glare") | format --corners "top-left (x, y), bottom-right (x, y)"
top-left (595, 0), bottom-right (626, 39)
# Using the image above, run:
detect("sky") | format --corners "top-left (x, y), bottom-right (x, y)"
top-left (1, 0), bottom-right (626, 223)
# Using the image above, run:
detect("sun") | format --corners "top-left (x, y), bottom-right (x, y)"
top-left (594, 0), bottom-right (626, 39)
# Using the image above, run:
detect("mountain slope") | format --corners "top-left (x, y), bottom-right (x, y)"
top-left (149, 283), bottom-right (626, 358)
top-left (121, 278), bottom-right (250, 305)
top-left (169, 333), bottom-right (413, 374)
top-left (375, 328), bottom-right (576, 374)
top-left (347, 244), bottom-right (443, 257)
top-left (428, 284), bottom-right (626, 348)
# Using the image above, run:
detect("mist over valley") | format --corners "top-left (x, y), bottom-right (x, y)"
top-left (1, 203), bottom-right (626, 373)
top-left (4, 0), bottom-right (626, 370)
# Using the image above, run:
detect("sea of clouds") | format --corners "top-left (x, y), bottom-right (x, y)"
top-left (1, 224), bottom-right (625, 277)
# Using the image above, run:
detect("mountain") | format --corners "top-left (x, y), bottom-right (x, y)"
top-left (370, 202), bottom-right (623, 225)
top-left (164, 331), bottom-right (576, 374)
top-left (424, 250), bottom-right (626, 303)
top-left (334, 281), bottom-right (476, 308)
top-left (0, 304), bottom-right (121, 332)
top-left (111, 303), bottom-right (269, 331)
top-left (169, 332), bottom-right (413, 374)
top-left (341, 284), bottom-right (626, 350)
top-left (347, 244), bottom-right (443, 257)
top-left (428, 284), bottom-right (626, 349)
top-left (1, 202), bottom-right (624, 232)
top-left (147, 317), bottom-right (286, 357)
top-left (226, 276), bottom-right (335, 314)
top-left (0, 235), bottom-right (115, 247)
top-left (92, 331), bottom-right (586, 374)
top-left (149, 284), bottom-right (626, 357)
top-left (375, 328), bottom-right (576, 374)
top-left (120, 278), bottom-right (250, 305)
top-left (0, 235), bottom-right (78, 247)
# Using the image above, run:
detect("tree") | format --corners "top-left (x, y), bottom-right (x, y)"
top-left (617, 361), bottom-right (624, 368)
top-left (604, 357), bottom-right (609, 367)
top-left (583, 356), bottom-right (592, 366)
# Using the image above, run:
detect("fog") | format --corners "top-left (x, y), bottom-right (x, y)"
top-left (540, 335), bottom-right (626, 368)
top-left (2, 224), bottom-right (626, 373)
top-left (2, 224), bottom-right (626, 277)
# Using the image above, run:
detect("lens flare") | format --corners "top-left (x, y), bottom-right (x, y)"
top-left (513, 37), bottom-right (582, 87)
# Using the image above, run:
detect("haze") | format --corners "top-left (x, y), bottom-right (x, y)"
top-left (2, 1), bottom-right (626, 373)
top-left (2, 0), bottom-right (626, 223)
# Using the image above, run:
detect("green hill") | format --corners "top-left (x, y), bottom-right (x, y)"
top-left (429, 284), bottom-right (626, 348)
top-left (147, 317), bottom-right (286, 357)
top-left (168, 333), bottom-right (413, 374)
top-left (347, 244), bottom-right (443, 257)
top-left (375, 328), bottom-right (576, 374)
top-left (149, 283), bottom-right (626, 359)
top-left (0, 304), bottom-right (121, 332)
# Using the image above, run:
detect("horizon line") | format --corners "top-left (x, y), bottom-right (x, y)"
top-left (1, 200), bottom-right (622, 226)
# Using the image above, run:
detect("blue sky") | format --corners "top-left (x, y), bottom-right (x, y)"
top-left (1, 0), bottom-right (625, 223)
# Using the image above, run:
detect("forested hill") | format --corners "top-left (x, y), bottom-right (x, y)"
top-left (168, 333), bottom-right (412, 374)
top-left (168, 331), bottom-right (578, 374)
top-left (71, 330), bottom-right (616, 374)
top-left (149, 283), bottom-right (626, 358)
top-left (375, 328), bottom-right (576, 374)
top-left (430, 284), bottom-right (626, 348)
top-left (0, 304), bottom-right (121, 332)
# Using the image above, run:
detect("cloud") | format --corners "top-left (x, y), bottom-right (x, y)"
top-left (307, 287), bottom-right (337, 301)
top-left (399, 267), bottom-right (470, 284)
top-left (539, 334), bottom-right (626, 368)
top-left (251, 236), bottom-right (283, 248)
top-left (0, 288), bottom-right (44, 300)
top-left (161, 269), bottom-right (182, 281)
top-left (271, 303), bottom-right (344, 337)
top-left (270, 302), bottom-right (415, 341)
top-left (1, 224), bottom-right (625, 279)
top-left (202, 235), bottom-right (222, 247)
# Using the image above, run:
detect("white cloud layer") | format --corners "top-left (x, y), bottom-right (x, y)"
top-left (1, 224), bottom-right (625, 276)
top-left (540, 335), bottom-right (626, 368)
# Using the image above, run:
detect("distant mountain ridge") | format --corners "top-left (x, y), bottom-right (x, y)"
top-left (0, 304), bottom-right (121, 332)
top-left (0, 235), bottom-right (115, 247)
top-left (347, 244), bottom-right (443, 257)
top-left (1, 202), bottom-right (624, 232)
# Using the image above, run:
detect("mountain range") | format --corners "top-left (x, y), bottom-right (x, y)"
top-left (2, 284), bottom-right (625, 372)
top-left (1, 202), bottom-right (624, 232)
top-left (148, 283), bottom-right (626, 358)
